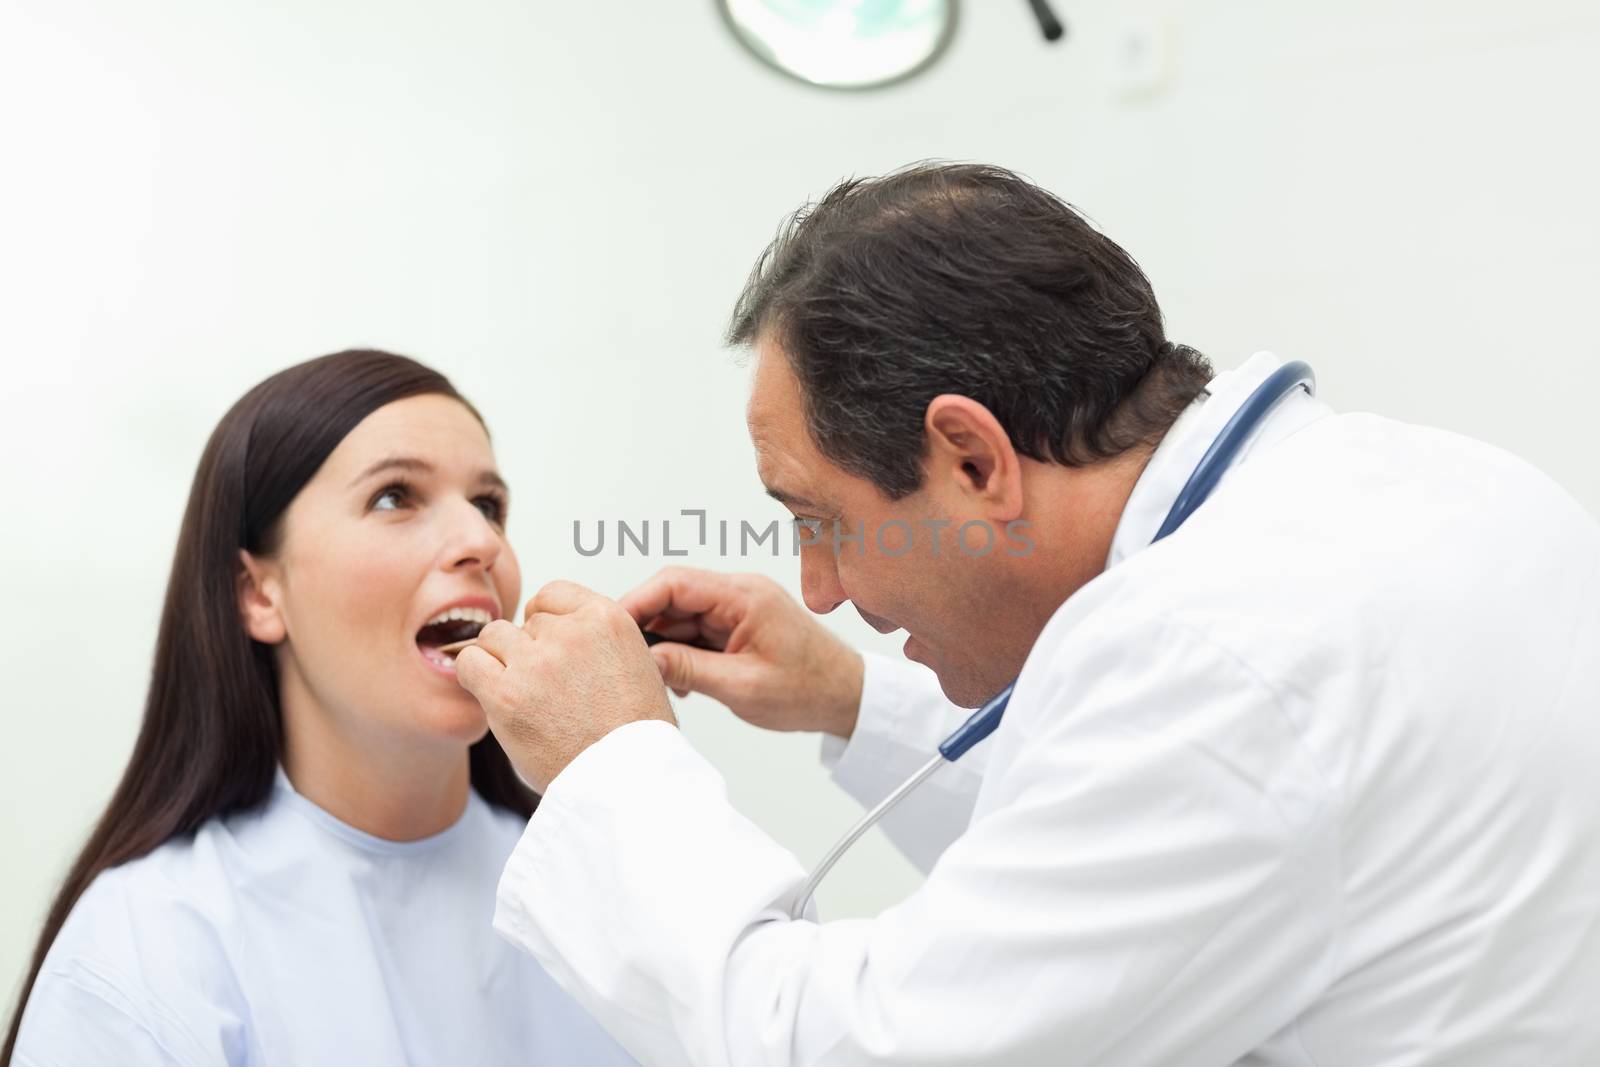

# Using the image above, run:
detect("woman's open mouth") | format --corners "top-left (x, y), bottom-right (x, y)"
top-left (416, 606), bottom-right (493, 672)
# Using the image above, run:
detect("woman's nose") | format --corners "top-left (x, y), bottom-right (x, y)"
top-left (444, 499), bottom-right (502, 572)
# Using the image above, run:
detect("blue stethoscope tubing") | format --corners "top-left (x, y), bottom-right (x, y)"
top-left (788, 361), bottom-right (1317, 919)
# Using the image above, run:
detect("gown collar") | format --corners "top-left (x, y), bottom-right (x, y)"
top-left (272, 763), bottom-right (476, 855)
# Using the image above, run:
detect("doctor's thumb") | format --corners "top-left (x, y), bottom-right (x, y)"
top-left (651, 642), bottom-right (743, 706)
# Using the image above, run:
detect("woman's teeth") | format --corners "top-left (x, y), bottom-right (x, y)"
top-left (417, 606), bottom-right (494, 668)
top-left (423, 606), bottom-right (494, 628)
top-left (421, 646), bottom-right (458, 670)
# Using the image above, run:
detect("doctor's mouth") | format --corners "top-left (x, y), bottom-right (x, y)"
top-left (571, 512), bottom-right (1037, 558)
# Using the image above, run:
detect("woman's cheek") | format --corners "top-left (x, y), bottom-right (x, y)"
top-left (497, 543), bottom-right (522, 617)
top-left (328, 532), bottom-right (415, 632)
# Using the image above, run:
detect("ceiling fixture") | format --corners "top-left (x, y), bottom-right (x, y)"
top-left (717, 0), bottom-right (1065, 91)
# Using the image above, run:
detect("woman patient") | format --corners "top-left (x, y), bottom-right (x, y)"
top-left (5, 350), bottom-right (637, 1066)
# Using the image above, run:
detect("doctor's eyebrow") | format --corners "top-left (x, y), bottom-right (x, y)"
top-left (349, 456), bottom-right (508, 494)
top-left (764, 485), bottom-right (824, 512)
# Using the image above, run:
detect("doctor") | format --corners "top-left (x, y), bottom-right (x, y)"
top-left (456, 163), bottom-right (1600, 1066)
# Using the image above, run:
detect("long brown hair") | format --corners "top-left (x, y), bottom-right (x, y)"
top-left (2, 350), bottom-right (536, 1060)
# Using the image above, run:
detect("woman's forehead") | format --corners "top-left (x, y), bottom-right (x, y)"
top-left (326, 395), bottom-right (493, 475)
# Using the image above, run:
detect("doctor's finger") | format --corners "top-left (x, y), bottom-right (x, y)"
top-left (452, 644), bottom-right (503, 695)
top-left (473, 617), bottom-right (524, 659)
top-left (642, 616), bottom-right (707, 644)
top-left (523, 579), bottom-right (602, 620)
top-left (652, 642), bottom-right (759, 708)
top-left (473, 619), bottom-right (528, 664)
top-left (619, 567), bottom-right (749, 629)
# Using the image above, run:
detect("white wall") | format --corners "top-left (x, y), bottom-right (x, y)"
top-left (3, 0), bottom-right (1598, 1012)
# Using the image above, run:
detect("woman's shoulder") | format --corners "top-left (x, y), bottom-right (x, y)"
top-left (48, 822), bottom-right (252, 992)
top-left (69, 802), bottom-right (276, 940)
top-left (20, 827), bottom-right (255, 1065)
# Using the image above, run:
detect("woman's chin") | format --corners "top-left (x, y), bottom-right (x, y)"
top-left (405, 647), bottom-right (493, 742)
top-left (454, 713), bottom-right (493, 747)
top-left (420, 696), bottom-right (491, 745)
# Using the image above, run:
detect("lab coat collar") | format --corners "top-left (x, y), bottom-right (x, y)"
top-left (1105, 351), bottom-right (1332, 568)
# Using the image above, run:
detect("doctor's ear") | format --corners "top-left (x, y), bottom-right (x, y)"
top-left (237, 549), bottom-right (287, 645)
top-left (923, 395), bottom-right (1023, 515)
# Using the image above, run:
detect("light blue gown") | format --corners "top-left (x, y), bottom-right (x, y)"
top-left (13, 767), bottom-right (640, 1067)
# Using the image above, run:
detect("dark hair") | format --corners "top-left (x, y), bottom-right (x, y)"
top-left (728, 162), bottom-right (1213, 499)
top-left (3, 349), bottom-right (536, 1061)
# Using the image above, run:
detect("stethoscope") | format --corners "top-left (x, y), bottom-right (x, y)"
top-left (788, 360), bottom-right (1317, 920)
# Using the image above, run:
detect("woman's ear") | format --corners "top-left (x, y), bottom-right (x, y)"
top-left (237, 549), bottom-right (287, 645)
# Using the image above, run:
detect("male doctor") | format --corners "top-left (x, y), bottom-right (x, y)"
top-left (456, 163), bottom-right (1600, 1066)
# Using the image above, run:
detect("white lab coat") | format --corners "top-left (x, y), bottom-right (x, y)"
top-left (493, 353), bottom-right (1600, 1066)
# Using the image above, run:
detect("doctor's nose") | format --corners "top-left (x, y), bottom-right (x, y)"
top-left (799, 540), bottom-right (847, 615)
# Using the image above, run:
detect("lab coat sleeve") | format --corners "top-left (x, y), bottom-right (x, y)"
top-left (12, 961), bottom-right (218, 1067)
top-left (494, 612), bottom-right (1340, 1067)
top-left (817, 653), bottom-right (988, 872)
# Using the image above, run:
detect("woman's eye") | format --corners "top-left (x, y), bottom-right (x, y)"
top-left (371, 484), bottom-right (410, 511)
top-left (475, 496), bottom-right (507, 525)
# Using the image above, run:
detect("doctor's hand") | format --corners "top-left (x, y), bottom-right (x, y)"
top-left (620, 566), bottom-right (864, 740)
top-left (455, 580), bottom-right (676, 794)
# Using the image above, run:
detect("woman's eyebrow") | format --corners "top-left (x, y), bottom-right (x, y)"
top-left (348, 456), bottom-right (509, 494)
top-left (349, 456), bottom-right (432, 487)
